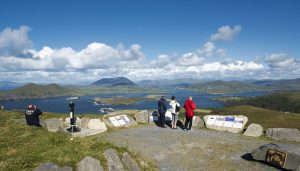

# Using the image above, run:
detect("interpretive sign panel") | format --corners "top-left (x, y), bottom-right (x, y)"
top-left (109, 114), bottom-right (130, 127)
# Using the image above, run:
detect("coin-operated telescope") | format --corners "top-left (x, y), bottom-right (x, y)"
top-left (66, 96), bottom-right (81, 132)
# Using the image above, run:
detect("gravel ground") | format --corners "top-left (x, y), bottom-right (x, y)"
top-left (101, 126), bottom-right (300, 171)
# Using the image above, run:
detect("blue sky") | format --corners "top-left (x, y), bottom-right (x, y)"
top-left (0, 0), bottom-right (299, 83)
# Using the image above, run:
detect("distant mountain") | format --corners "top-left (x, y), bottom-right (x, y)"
top-left (186, 80), bottom-right (269, 94)
top-left (0, 83), bottom-right (76, 100)
top-left (91, 77), bottom-right (137, 87)
top-left (252, 78), bottom-right (300, 91)
top-left (137, 78), bottom-right (205, 87)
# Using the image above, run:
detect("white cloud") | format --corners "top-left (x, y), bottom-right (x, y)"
top-left (197, 42), bottom-right (216, 57)
top-left (0, 26), bottom-right (32, 56)
top-left (216, 48), bottom-right (227, 57)
top-left (177, 52), bottom-right (205, 66)
top-left (264, 53), bottom-right (299, 70)
top-left (210, 25), bottom-right (242, 42)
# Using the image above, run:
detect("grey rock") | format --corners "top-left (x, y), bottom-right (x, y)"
top-left (80, 117), bottom-right (90, 129)
top-left (122, 152), bottom-right (140, 171)
top-left (87, 119), bottom-right (107, 131)
top-left (266, 128), bottom-right (300, 142)
top-left (41, 118), bottom-right (64, 132)
top-left (134, 110), bottom-right (149, 124)
top-left (0, 105), bottom-right (4, 110)
top-left (103, 113), bottom-right (137, 128)
top-left (204, 115), bottom-right (248, 133)
top-left (104, 149), bottom-right (125, 171)
top-left (33, 163), bottom-right (72, 171)
top-left (252, 143), bottom-right (300, 170)
top-left (192, 116), bottom-right (205, 128)
top-left (243, 123), bottom-right (264, 137)
top-left (76, 156), bottom-right (103, 171)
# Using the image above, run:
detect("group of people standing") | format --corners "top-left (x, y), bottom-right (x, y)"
top-left (158, 96), bottom-right (196, 131)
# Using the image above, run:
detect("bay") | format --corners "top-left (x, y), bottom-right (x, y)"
top-left (0, 90), bottom-right (268, 114)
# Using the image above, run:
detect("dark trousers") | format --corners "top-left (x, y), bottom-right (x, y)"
top-left (184, 116), bottom-right (193, 130)
top-left (159, 111), bottom-right (166, 127)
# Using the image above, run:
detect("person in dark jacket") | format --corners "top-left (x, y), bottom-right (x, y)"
top-left (183, 96), bottom-right (196, 131)
top-left (24, 104), bottom-right (43, 127)
top-left (158, 96), bottom-right (167, 128)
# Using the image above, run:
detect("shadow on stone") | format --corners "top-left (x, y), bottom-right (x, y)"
top-left (176, 120), bottom-right (185, 129)
top-left (241, 153), bottom-right (290, 171)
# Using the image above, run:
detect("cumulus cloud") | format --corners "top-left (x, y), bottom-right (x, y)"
top-left (264, 53), bottom-right (300, 70)
top-left (0, 26), bottom-right (32, 56)
top-left (210, 25), bottom-right (242, 42)
top-left (1, 25), bottom-right (298, 83)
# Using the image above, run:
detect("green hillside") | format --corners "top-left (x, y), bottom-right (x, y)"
top-left (0, 83), bottom-right (77, 100)
top-left (212, 106), bottom-right (300, 130)
top-left (186, 80), bottom-right (269, 94)
top-left (215, 92), bottom-right (300, 113)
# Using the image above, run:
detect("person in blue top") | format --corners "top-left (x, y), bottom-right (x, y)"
top-left (158, 96), bottom-right (167, 128)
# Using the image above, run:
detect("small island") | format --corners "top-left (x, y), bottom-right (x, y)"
top-left (93, 96), bottom-right (157, 105)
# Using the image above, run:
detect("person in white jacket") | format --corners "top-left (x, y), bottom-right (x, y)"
top-left (169, 96), bottom-right (180, 129)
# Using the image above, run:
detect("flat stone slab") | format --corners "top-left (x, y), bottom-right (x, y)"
top-left (103, 113), bottom-right (137, 128)
top-left (204, 115), bottom-right (248, 133)
top-left (33, 163), bottom-right (72, 171)
top-left (41, 118), bottom-right (64, 132)
top-left (266, 128), bottom-right (300, 142)
top-left (77, 156), bottom-right (103, 171)
top-left (104, 148), bottom-right (125, 171)
top-left (87, 119), bottom-right (107, 130)
top-left (63, 128), bottom-right (106, 137)
top-left (252, 143), bottom-right (300, 170)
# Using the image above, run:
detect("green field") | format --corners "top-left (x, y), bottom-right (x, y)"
top-left (0, 110), bottom-right (153, 170)
top-left (211, 106), bottom-right (300, 130)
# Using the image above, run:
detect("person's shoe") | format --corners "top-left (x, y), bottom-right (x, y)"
top-left (183, 128), bottom-right (187, 131)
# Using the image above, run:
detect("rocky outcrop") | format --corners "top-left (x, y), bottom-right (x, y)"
top-left (104, 148), bottom-right (125, 171)
top-left (134, 110), bottom-right (149, 124)
top-left (122, 152), bottom-right (140, 171)
top-left (33, 163), bottom-right (72, 171)
top-left (266, 128), bottom-right (300, 142)
top-left (76, 156), bottom-right (103, 171)
top-left (251, 143), bottom-right (300, 171)
top-left (41, 118), bottom-right (64, 132)
top-left (243, 123), bottom-right (263, 137)
top-left (204, 115), bottom-right (248, 133)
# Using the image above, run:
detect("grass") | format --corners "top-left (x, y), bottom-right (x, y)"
top-left (0, 110), bottom-right (155, 170)
top-left (211, 105), bottom-right (300, 130)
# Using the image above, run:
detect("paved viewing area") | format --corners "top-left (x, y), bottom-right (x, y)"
top-left (101, 126), bottom-right (300, 171)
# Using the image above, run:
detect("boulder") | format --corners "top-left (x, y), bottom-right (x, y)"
top-left (149, 111), bottom-right (159, 124)
top-left (266, 128), bottom-right (300, 142)
top-left (204, 115), bottom-right (248, 133)
top-left (0, 105), bottom-right (4, 110)
top-left (134, 110), bottom-right (149, 124)
top-left (80, 117), bottom-right (90, 129)
top-left (192, 116), bottom-right (205, 128)
top-left (64, 117), bottom-right (81, 128)
top-left (251, 143), bottom-right (300, 170)
top-left (41, 118), bottom-right (64, 132)
top-left (33, 163), bottom-right (72, 171)
top-left (14, 118), bottom-right (27, 125)
top-left (103, 113), bottom-right (137, 128)
top-left (77, 156), bottom-right (103, 171)
top-left (122, 152), bottom-right (140, 171)
top-left (87, 119), bottom-right (107, 131)
top-left (243, 123), bottom-right (264, 137)
top-left (104, 149), bottom-right (125, 171)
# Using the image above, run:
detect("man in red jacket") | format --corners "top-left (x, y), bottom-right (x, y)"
top-left (184, 96), bottom-right (196, 131)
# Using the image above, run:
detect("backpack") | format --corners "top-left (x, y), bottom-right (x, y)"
top-left (175, 103), bottom-right (180, 113)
